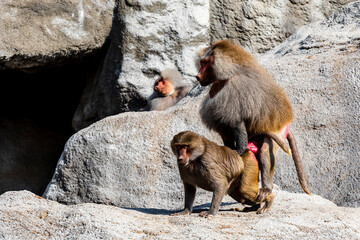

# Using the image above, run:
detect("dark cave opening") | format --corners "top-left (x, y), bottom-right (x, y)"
top-left (0, 50), bottom-right (105, 196)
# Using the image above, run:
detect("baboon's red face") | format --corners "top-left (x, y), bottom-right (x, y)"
top-left (154, 78), bottom-right (174, 97)
top-left (175, 145), bottom-right (191, 166)
top-left (196, 54), bottom-right (216, 86)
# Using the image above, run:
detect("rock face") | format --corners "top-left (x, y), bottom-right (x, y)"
top-left (44, 1), bottom-right (360, 208)
top-left (2, 190), bottom-right (360, 239)
top-left (260, 1), bottom-right (360, 207)
top-left (0, 0), bottom-right (115, 70)
top-left (71, 0), bottom-right (210, 131)
top-left (210, 0), bottom-right (356, 54)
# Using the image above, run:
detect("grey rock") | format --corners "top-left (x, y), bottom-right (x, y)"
top-left (72, 0), bottom-right (210, 131)
top-left (261, 0), bottom-right (360, 207)
top-left (0, 0), bottom-right (115, 70)
top-left (210, 0), bottom-right (355, 54)
top-left (2, 190), bottom-right (360, 239)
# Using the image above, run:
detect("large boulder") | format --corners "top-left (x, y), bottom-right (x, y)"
top-left (0, 0), bottom-right (115, 70)
top-left (2, 190), bottom-right (360, 239)
top-left (211, 0), bottom-right (356, 54)
top-left (72, 0), bottom-right (210, 131)
top-left (45, 90), bottom-right (223, 209)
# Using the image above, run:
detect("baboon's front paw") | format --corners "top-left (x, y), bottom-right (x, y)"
top-left (256, 188), bottom-right (272, 202)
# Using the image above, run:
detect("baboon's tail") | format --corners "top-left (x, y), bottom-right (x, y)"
top-left (287, 131), bottom-right (311, 195)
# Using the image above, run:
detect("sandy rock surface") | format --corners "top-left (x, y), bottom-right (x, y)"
top-left (2, 189), bottom-right (360, 239)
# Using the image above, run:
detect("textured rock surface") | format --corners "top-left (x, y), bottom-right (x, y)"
top-left (2, 190), bottom-right (360, 239)
top-left (211, 0), bottom-right (355, 54)
top-left (72, 0), bottom-right (210, 131)
top-left (261, 1), bottom-right (360, 207)
top-left (0, 0), bottom-right (115, 70)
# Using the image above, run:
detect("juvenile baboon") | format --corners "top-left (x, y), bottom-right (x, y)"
top-left (170, 131), bottom-right (304, 217)
top-left (146, 69), bottom-right (191, 111)
top-left (195, 39), bottom-right (310, 200)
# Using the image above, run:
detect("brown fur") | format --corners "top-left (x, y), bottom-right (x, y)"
top-left (170, 131), bottom-right (284, 217)
top-left (228, 150), bottom-right (274, 214)
top-left (196, 39), bottom-right (309, 200)
top-left (146, 69), bottom-right (191, 111)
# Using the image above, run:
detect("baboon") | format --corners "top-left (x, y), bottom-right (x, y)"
top-left (195, 39), bottom-right (310, 200)
top-left (171, 131), bottom-right (304, 217)
top-left (146, 69), bottom-right (191, 111)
